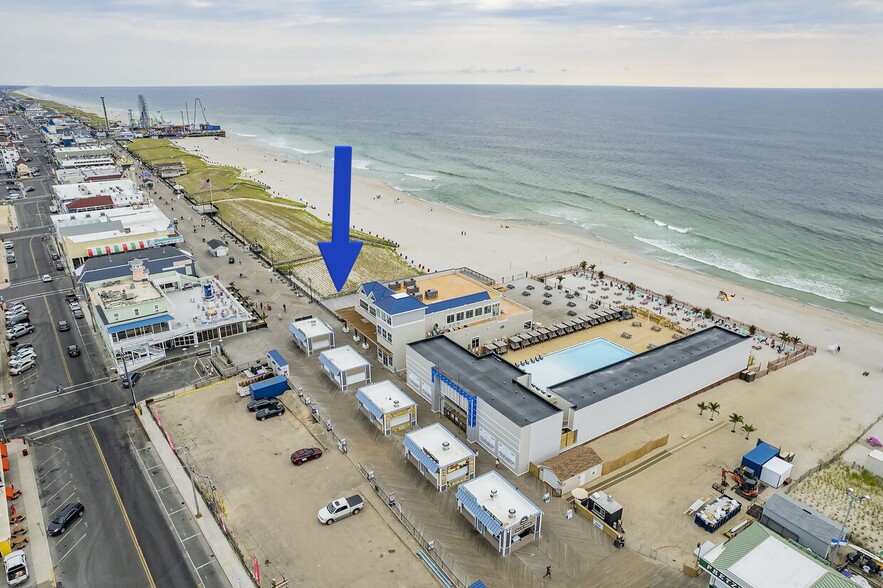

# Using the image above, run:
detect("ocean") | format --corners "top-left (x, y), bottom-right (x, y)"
top-left (26, 85), bottom-right (883, 322)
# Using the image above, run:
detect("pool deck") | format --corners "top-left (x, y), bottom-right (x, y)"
top-left (505, 316), bottom-right (684, 365)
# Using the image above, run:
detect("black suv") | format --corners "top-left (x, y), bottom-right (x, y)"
top-left (47, 502), bottom-right (84, 536)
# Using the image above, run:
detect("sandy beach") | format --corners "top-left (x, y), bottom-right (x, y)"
top-left (175, 136), bottom-right (883, 382)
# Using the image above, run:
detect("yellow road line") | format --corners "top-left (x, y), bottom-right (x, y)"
top-left (88, 423), bottom-right (157, 588)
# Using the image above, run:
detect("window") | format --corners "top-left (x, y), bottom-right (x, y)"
top-left (154, 305), bottom-right (160, 312)
top-left (359, 299), bottom-right (369, 311)
top-left (465, 309), bottom-right (474, 319)
top-left (523, 321), bottom-right (532, 330)
top-left (446, 314), bottom-right (455, 324)
top-left (470, 337), bottom-right (479, 349)
top-left (475, 307), bottom-right (483, 316)
top-left (369, 306), bottom-right (376, 316)
top-left (456, 312), bottom-right (464, 322)
top-left (134, 309), bottom-right (140, 316)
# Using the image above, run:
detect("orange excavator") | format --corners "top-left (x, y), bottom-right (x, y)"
top-left (721, 467), bottom-right (759, 499)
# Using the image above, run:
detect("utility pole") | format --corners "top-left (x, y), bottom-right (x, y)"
top-left (827, 487), bottom-right (869, 561)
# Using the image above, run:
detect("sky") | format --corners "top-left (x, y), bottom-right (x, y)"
top-left (3, 1), bottom-right (883, 88)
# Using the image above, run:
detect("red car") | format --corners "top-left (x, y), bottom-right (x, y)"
top-left (290, 448), bottom-right (323, 466)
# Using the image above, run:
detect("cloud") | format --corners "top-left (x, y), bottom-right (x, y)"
top-left (1, 1), bottom-right (882, 87)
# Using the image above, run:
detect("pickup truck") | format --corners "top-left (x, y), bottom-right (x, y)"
top-left (317, 495), bottom-right (363, 525)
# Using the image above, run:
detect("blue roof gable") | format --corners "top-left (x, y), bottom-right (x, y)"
top-left (360, 281), bottom-right (392, 300)
top-left (375, 293), bottom-right (426, 315)
top-left (426, 291), bottom-right (491, 315)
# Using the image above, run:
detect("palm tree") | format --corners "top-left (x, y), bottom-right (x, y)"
top-left (703, 307), bottom-right (713, 319)
top-left (790, 336), bottom-right (801, 346)
top-left (748, 325), bottom-right (757, 336)
top-left (664, 294), bottom-right (673, 306)
top-left (579, 260), bottom-right (588, 272)
top-left (555, 275), bottom-right (565, 289)
top-left (707, 402), bottom-right (721, 421)
top-left (697, 401), bottom-right (708, 416)
top-left (589, 263), bottom-right (596, 279)
top-left (691, 306), bottom-right (701, 324)
top-left (741, 423), bottom-right (757, 440)
top-left (728, 413), bottom-right (744, 432)
top-left (778, 331), bottom-right (790, 345)
top-left (598, 270), bottom-right (605, 280)
top-left (627, 282), bottom-right (637, 295)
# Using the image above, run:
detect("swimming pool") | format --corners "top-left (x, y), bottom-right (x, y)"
top-left (521, 338), bottom-right (635, 389)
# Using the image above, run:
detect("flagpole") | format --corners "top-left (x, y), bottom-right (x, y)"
top-left (208, 179), bottom-right (213, 216)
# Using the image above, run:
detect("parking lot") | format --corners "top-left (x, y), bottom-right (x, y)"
top-left (154, 381), bottom-right (438, 588)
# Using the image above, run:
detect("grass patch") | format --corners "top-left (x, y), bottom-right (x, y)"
top-left (289, 250), bottom-right (418, 298)
top-left (14, 94), bottom-right (107, 128)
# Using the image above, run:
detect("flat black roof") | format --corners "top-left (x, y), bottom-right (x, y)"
top-left (409, 337), bottom-right (561, 426)
top-left (551, 326), bottom-right (748, 409)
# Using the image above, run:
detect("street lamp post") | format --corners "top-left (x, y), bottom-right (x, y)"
top-left (827, 487), bottom-right (870, 561)
top-left (308, 277), bottom-right (313, 304)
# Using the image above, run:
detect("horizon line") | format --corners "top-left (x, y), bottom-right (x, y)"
top-left (4, 83), bottom-right (883, 91)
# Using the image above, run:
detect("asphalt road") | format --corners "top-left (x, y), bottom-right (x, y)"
top-left (2, 108), bottom-right (225, 588)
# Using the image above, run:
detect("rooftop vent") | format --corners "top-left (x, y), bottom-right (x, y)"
top-left (393, 400), bottom-right (400, 407)
top-left (508, 508), bottom-right (517, 519)
top-left (442, 441), bottom-right (450, 451)
top-left (490, 489), bottom-right (498, 499)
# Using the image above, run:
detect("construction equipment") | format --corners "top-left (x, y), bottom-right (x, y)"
top-left (721, 467), bottom-right (759, 499)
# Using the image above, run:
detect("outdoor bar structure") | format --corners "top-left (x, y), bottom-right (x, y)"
top-left (456, 471), bottom-right (542, 556)
top-left (289, 316), bottom-right (336, 356)
top-left (355, 380), bottom-right (417, 435)
top-left (318, 345), bottom-right (371, 391)
top-left (403, 423), bottom-right (477, 491)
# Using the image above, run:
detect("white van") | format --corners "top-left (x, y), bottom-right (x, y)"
top-left (49, 205), bottom-right (58, 213)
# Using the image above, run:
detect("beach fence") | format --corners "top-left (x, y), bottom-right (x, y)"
top-left (601, 434), bottom-right (670, 476)
top-left (748, 344), bottom-right (817, 380)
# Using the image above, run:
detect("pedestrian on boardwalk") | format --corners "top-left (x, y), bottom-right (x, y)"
top-left (283, 304), bottom-right (287, 312)
top-left (544, 566), bottom-right (551, 579)
top-left (495, 458), bottom-right (499, 469)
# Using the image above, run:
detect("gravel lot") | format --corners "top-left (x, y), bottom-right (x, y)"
top-left (155, 381), bottom-right (437, 588)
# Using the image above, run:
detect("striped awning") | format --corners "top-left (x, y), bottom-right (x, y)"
top-left (318, 353), bottom-right (341, 377)
top-left (403, 435), bottom-right (440, 474)
top-left (355, 389), bottom-right (384, 420)
top-left (456, 487), bottom-right (502, 536)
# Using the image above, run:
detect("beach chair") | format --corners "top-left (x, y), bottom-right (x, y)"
top-left (632, 321), bottom-right (642, 327)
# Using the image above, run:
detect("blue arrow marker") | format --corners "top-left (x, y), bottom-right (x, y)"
top-left (318, 145), bottom-right (363, 291)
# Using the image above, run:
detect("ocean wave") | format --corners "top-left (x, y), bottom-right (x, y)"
top-left (652, 218), bottom-right (690, 233)
top-left (235, 133), bottom-right (258, 137)
top-left (870, 307), bottom-right (883, 316)
top-left (404, 173), bottom-right (435, 181)
top-left (654, 220), bottom-right (666, 227)
top-left (352, 159), bottom-right (371, 170)
top-left (291, 147), bottom-right (324, 154)
top-left (634, 236), bottom-right (849, 303)
top-left (667, 225), bottom-right (690, 234)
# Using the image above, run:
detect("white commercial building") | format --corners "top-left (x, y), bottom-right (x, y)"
top-left (53, 145), bottom-right (111, 162)
top-left (406, 327), bottom-right (751, 475)
top-left (318, 345), bottom-right (371, 391)
top-left (57, 155), bottom-right (117, 169)
top-left (355, 380), bottom-right (417, 435)
top-left (1, 146), bottom-right (20, 174)
top-left (403, 423), bottom-right (477, 491)
top-left (289, 316), bottom-right (335, 356)
top-left (353, 269), bottom-right (532, 372)
top-left (456, 471), bottom-right (542, 555)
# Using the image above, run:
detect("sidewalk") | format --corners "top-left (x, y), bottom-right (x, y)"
top-left (7, 438), bottom-right (54, 588)
top-left (136, 401), bottom-right (253, 588)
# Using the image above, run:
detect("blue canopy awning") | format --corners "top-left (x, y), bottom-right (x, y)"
top-left (107, 314), bottom-right (173, 334)
top-left (289, 324), bottom-right (307, 343)
top-left (318, 353), bottom-right (341, 377)
top-left (403, 434), bottom-right (440, 474)
top-left (456, 487), bottom-right (503, 536)
top-left (355, 389), bottom-right (384, 420)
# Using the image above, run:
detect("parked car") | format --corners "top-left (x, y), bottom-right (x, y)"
top-left (246, 397), bottom-right (280, 412)
top-left (3, 242), bottom-right (12, 250)
top-left (9, 358), bottom-right (35, 375)
top-left (3, 550), bottom-right (29, 586)
top-left (57, 320), bottom-right (70, 332)
top-left (25, 186), bottom-right (34, 193)
top-left (4, 303), bottom-right (26, 315)
top-left (121, 372), bottom-right (141, 388)
top-left (47, 502), bottom-right (84, 536)
top-left (291, 447), bottom-right (323, 466)
top-left (317, 495), bottom-right (363, 525)
top-left (5, 313), bottom-right (29, 327)
top-left (41, 274), bottom-right (52, 282)
top-left (5, 323), bottom-right (33, 339)
top-left (72, 309), bottom-right (84, 319)
top-left (256, 403), bottom-right (285, 421)
top-left (11, 348), bottom-right (36, 362)
top-left (55, 261), bottom-right (64, 271)
top-left (7, 342), bottom-right (32, 356)
top-left (51, 253), bottom-right (59, 261)
top-left (67, 345), bottom-right (80, 357)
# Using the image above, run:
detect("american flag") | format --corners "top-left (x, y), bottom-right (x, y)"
top-left (200, 178), bottom-right (211, 189)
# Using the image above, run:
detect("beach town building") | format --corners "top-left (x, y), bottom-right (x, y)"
top-left (1, 145), bottom-right (19, 174)
top-left (403, 422), bottom-right (477, 491)
top-left (55, 166), bottom-right (126, 184)
top-left (456, 471), bottom-right (542, 556)
top-left (289, 316), bottom-right (335, 356)
top-left (154, 161), bottom-right (188, 179)
top-left (76, 247), bottom-right (195, 289)
top-left (318, 345), bottom-right (372, 391)
top-left (56, 154), bottom-right (117, 169)
top-left (537, 443), bottom-right (603, 495)
top-left (355, 380), bottom-right (417, 435)
top-left (405, 327), bottom-right (751, 475)
top-left (64, 196), bottom-right (117, 213)
top-left (207, 239), bottom-right (228, 257)
top-left (53, 145), bottom-right (111, 163)
top-left (51, 204), bottom-right (182, 268)
top-left (15, 159), bottom-right (29, 178)
top-left (347, 269), bottom-right (532, 372)
top-left (699, 523), bottom-right (856, 588)
top-left (758, 493), bottom-right (846, 558)
top-left (85, 258), bottom-right (249, 371)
